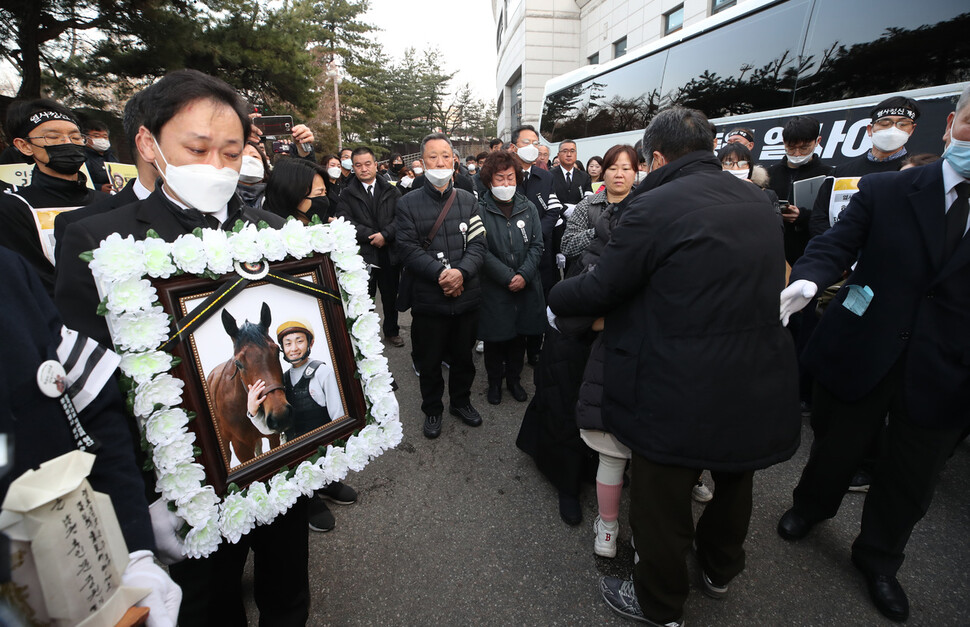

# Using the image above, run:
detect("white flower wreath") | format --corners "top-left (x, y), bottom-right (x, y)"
top-left (87, 218), bottom-right (401, 558)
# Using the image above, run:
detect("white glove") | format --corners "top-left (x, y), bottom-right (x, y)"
top-left (556, 253), bottom-right (566, 269)
top-left (563, 204), bottom-right (576, 219)
top-left (149, 498), bottom-right (186, 566)
top-left (780, 279), bottom-right (818, 326)
top-left (546, 306), bottom-right (559, 332)
top-left (122, 550), bottom-right (183, 627)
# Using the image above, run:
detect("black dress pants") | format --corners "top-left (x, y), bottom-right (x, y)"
top-left (483, 336), bottom-right (526, 384)
top-left (630, 454), bottom-right (753, 622)
top-left (791, 359), bottom-right (964, 576)
top-left (368, 248), bottom-right (400, 337)
top-left (411, 309), bottom-right (478, 416)
top-left (169, 497), bottom-right (310, 627)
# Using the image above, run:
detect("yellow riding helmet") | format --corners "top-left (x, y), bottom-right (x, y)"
top-left (276, 319), bottom-right (314, 344)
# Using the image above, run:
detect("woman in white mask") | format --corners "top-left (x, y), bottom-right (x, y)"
top-left (718, 143), bottom-right (784, 227)
top-left (476, 150), bottom-right (545, 407)
top-left (236, 141), bottom-right (269, 209)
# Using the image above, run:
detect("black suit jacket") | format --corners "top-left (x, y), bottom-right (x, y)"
top-left (53, 178), bottom-right (140, 265)
top-left (551, 166), bottom-right (592, 207)
top-left (55, 189), bottom-right (284, 346)
top-left (792, 160), bottom-right (970, 428)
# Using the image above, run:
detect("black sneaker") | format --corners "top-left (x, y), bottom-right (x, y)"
top-left (449, 404), bottom-right (482, 427)
top-left (423, 414), bottom-right (442, 439)
top-left (308, 497), bottom-right (335, 532)
top-left (317, 481), bottom-right (357, 505)
top-left (848, 469), bottom-right (871, 493)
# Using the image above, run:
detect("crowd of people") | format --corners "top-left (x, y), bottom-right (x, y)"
top-left (0, 65), bottom-right (967, 627)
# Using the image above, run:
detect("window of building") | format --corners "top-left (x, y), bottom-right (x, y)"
top-left (613, 37), bottom-right (627, 59)
top-left (509, 73), bottom-right (523, 128)
top-left (588, 52), bottom-right (599, 65)
top-left (712, 0), bottom-right (736, 14)
top-left (664, 5), bottom-right (685, 35)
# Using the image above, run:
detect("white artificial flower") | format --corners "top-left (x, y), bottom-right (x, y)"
top-left (110, 305), bottom-right (170, 352)
top-left (175, 486), bottom-right (220, 528)
top-left (171, 233), bottom-right (208, 275)
top-left (338, 269), bottom-right (370, 297)
top-left (120, 350), bottom-right (174, 385)
top-left (105, 277), bottom-right (157, 315)
top-left (352, 313), bottom-right (381, 342)
top-left (320, 445), bottom-right (349, 484)
top-left (183, 516), bottom-right (222, 559)
top-left (152, 430), bottom-right (196, 472)
top-left (343, 437), bottom-right (371, 472)
top-left (89, 233), bottom-right (146, 283)
top-left (143, 238), bottom-right (177, 279)
top-left (357, 356), bottom-right (389, 382)
top-left (343, 294), bottom-right (373, 318)
top-left (155, 462), bottom-right (206, 501)
top-left (355, 424), bottom-right (386, 456)
top-left (203, 229), bottom-right (235, 275)
top-left (256, 227), bottom-right (287, 261)
top-left (331, 248), bottom-right (366, 273)
top-left (364, 371), bottom-right (394, 400)
top-left (307, 224), bottom-right (336, 254)
top-left (228, 224), bottom-right (263, 263)
top-left (329, 218), bottom-right (358, 249)
top-left (144, 407), bottom-right (190, 446)
top-left (244, 481), bottom-right (278, 525)
top-left (354, 334), bottom-right (384, 360)
top-left (219, 492), bottom-right (257, 544)
top-left (267, 472), bottom-right (301, 512)
top-left (133, 373), bottom-right (185, 417)
top-left (292, 461), bottom-right (326, 496)
top-left (280, 220), bottom-right (313, 259)
top-left (369, 394), bottom-right (399, 424)
top-left (379, 419), bottom-right (404, 449)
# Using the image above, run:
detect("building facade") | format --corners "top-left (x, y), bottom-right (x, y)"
top-left (492, 0), bottom-right (757, 140)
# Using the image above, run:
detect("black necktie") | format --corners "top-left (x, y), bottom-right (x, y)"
top-left (204, 214), bottom-right (221, 230)
top-left (566, 171), bottom-right (572, 188)
top-left (367, 184), bottom-right (373, 197)
top-left (523, 171), bottom-right (529, 184)
top-left (944, 182), bottom-right (970, 261)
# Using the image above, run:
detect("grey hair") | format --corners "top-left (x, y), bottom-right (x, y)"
top-left (955, 84), bottom-right (970, 115)
top-left (420, 132), bottom-right (454, 158)
top-left (641, 106), bottom-right (714, 164)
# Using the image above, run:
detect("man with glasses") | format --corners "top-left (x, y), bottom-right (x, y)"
top-left (0, 98), bottom-right (106, 294)
top-left (810, 96), bottom-right (920, 239)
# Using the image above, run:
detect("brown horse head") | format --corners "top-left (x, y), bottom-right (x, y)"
top-left (221, 302), bottom-right (293, 433)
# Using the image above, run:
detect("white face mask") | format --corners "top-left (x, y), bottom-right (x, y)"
top-left (90, 137), bottom-right (111, 152)
top-left (424, 168), bottom-right (454, 188)
top-left (728, 168), bottom-right (749, 179)
top-left (468, 164), bottom-right (477, 173)
top-left (413, 166), bottom-right (424, 176)
top-left (153, 136), bottom-right (240, 214)
top-left (327, 166), bottom-right (342, 179)
top-left (341, 158), bottom-right (353, 170)
top-left (870, 127), bottom-right (910, 153)
top-left (786, 152), bottom-right (813, 166)
top-left (491, 185), bottom-right (516, 202)
top-left (239, 155), bottom-right (264, 183)
top-left (517, 143), bottom-right (539, 163)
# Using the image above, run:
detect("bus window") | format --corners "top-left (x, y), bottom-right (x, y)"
top-left (659, 0), bottom-right (811, 117)
top-left (540, 81), bottom-right (589, 144)
top-left (585, 53), bottom-right (667, 139)
top-left (794, 0), bottom-right (970, 106)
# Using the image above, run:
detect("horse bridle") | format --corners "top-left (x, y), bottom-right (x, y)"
top-left (228, 361), bottom-right (285, 397)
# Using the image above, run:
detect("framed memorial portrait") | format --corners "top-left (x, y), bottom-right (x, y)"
top-left (88, 220), bottom-right (401, 556)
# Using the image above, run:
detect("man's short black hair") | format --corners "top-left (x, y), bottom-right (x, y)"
top-left (339, 147), bottom-right (352, 158)
top-left (83, 119), bottom-right (109, 134)
top-left (782, 116), bottom-right (821, 145)
top-left (642, 106), bottom-right (713, 164)
top-left (5, 98), bottom-right (79, 139)
top-left (122, 87), bottom-right (153, 158)
top-left (351, 146), bottom-right (375, 161)
top-left (141, 69), bottom-right (251, 141)
top-left (510, 125), bottom-right (538, 145)
top-left (489, 138), bottom-right (503, 149)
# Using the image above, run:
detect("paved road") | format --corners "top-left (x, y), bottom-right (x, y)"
top-left (246, 311), bottom-right (970, 626)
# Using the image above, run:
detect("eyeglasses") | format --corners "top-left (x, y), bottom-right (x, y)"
top-left (27, 132), bottom-right (87, 146)
top-left (518, 140), bottom-right (540, 147)
top-left (872, 117), bottom-right (915, 131)
top-left (559, 149), bottom-right (577, 154)
top-left (722, 160), bottom-right (749, 169)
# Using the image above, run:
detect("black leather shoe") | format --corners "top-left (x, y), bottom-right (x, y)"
top-left (507, 380), bottom-right (528, 402)
top-left (423, 414), bottom-right (442, 439)
top-left (487, 382), bottom-right (502, 405)
top-left (559, 492), bottom-right (582, 526)
top-left (450, 404), bottom-right (483, 427)
top-left (852, 555), bottom-right (909, 622)
top-left (777, 508), bottom-right (816, 541)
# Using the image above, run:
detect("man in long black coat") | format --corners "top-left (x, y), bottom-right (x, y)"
top-left (777, 87), bottom-right (970, 623)
top-left (549, 107), bottom-right (799, 627)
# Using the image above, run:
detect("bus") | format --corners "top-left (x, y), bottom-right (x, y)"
top-left (538, 0), bottom-right (970, 165)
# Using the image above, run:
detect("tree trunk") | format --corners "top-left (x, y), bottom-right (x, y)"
top-left (15, 3), bottom-right (43, 99)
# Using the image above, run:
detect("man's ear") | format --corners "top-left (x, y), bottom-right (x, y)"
top-left (135, 126), bottom-right (158, 165)
top-left (12, 137), bottom-right (36, 158)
